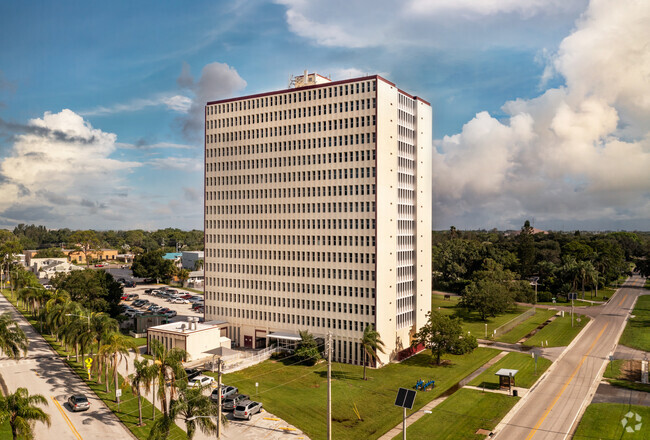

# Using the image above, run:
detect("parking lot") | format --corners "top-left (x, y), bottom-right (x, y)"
top-left (120, 285), bottom-right (204, 322)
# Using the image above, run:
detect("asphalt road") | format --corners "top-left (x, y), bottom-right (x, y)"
top-left (494, 275), bottom-right (647, 440)
top-left (0, 293), bottom-right (133, 440)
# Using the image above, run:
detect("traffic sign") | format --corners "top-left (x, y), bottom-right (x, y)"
top-left (84, 358), bottom-right (93, 367)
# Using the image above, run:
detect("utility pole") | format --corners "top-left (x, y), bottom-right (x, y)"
top-left (327, 332), bottom-right (332, 440)
top-left (217, 358), bottom-right (223, 439)
top-left (571, 297), bottom-right (574, 328)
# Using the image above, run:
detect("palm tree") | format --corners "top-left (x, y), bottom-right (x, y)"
top-left (147, 405), bottom-right (178, 440)
top-left (0, 387), bottom-right (51, 440)
top-left (89, 313), bottom-right (118, 380)
top-left (98, 332), bottom-right (137, 405)
top-left (128, 357), bottom-right (156, 426)
top-left (360, 324), bottom-right (386, 380)
top-left (149, 339), bottom-right (188, 417)
top-left (0, 312), bottom-right (28, 359)
top-left (174, 384), bottom-right (225, 440)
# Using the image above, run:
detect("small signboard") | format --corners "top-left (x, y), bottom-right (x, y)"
top-left (568, 292), bottom-right (578, 300)
top-left (116, 389), bottom-right (122, 397)
top-left (394, 387), bottom-right (416, 410)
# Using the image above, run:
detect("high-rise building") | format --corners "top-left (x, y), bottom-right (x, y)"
top-left (204, 73), bottom-right (431, 365)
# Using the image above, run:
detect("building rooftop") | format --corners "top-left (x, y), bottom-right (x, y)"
top-left (149, 320), bottom-right (227, 335)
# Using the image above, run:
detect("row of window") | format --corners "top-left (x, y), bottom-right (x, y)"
top-left (206, 282), bottom-right (374, 299)
top-left (205, 234), bottom-right (376, 247)
top-left (213, 168), bottom-right (376, 186)
top-left (209, 149), bottom-right (377, 171)
top-left (207, 137), bottom-right (372, 159)
top-left (211, 217), bottom-right (377, 231)
top-left (209, 130), bottom-right (377, 146)
top-left (208, 184), bottom-right (377, 200)
top-left (207, 105), bottom-right (376, 130)
top-left (212, 249), bottom-right (376, 264)
top-left (206, 80), bottom-right (377, 115)
top-left (212, 292), bottom-right (374, 316)
top-left (210, 266), bottom-right (376, 282)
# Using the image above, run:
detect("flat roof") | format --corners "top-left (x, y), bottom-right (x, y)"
top-left (495, 369), bottom-right (519, 377)
top-left (148, 321), bottom-right (224, 334)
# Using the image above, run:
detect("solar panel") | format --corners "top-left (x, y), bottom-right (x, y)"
top-left (394, 387), bottom-right (416, 409)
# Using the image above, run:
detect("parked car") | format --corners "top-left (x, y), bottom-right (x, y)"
top-left (189, 296), bottom-right (204, 304)
top-left (181, 294), bottom-right (193, 299)
top-left (194, 306), bottom-right (204, 313)
top-left (124, 280), bottom-right (136, 288)
top-left (124, 309), bottom-right (138, 318)
top-left (147, 305), bottom-right (162, 312)
top-left (158, 307), bottom-right (171, 314)
top-left (120, 294), bottom-right (129, 301)
top-left (126, 293), bottom-right (139, 301)
top-left (163, 310), bottom-right (177, 318)
top-left (143, 278), bottom-right (156, 284)
top-left (188, 375), bottom-right (215, 388)
top-left (211, 385), bottom-right (238, 401)
top-left (171, 298), bottom-right (189, 304)
top-left (233, 400), bottom-right (263, 420)
top-left (222, 394), bottom-right (249, 411)
top-left (67, 394), bottom-right (90, 412)
top-left (132, 300), bottom-right (145, 307)
top-left (185, 368), bottom-right (201, 380)
top-left (191, 302), bottom-right (205, 310)
top-left (144, 288), bottom-right (154, 294)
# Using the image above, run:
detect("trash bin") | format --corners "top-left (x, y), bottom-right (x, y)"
top-left (512, 389), bottom-right (518, 397)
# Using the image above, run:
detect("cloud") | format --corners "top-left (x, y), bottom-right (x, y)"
top-left (433, 0), bottom-right (650, 229)
top-left (116, 140), bottom-right (196, 150)
top-left (79, 94), bottom-right (192, 116)
top-left (0, 109), bottom-right (141, 228)
top-left (276, 0), bottom-right (587, 49)
top-left (177, 62), bottom-right (247, 140)
top-left (147, 157), bottom-right (203, 172)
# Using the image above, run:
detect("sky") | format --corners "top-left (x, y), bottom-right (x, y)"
top-left (0, 0), bottom-right (648, 232)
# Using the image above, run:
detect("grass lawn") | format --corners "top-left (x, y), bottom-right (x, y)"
top-left (0, 421), bottom-right (11, 438)
top-left (523, 314), bottom-right (589, 347)
top-left (0, 290), bottom-right (185, 440)
top-left (603, 359), bottom-right (650, 393)
top-left (619, 295), bottom-right (650, 352)
top-left (394, 388), bottom-right (518, 440)
top-left (496, 309), bottom-right (557, 344)
top-left (220, 347), bottom-right (499, 440)
top-left (468, 352), bottom-right (552, 389)
top-left (573, 403), bottom-right (650, 439)
top-left (431, 294), bottom-right (534, 339)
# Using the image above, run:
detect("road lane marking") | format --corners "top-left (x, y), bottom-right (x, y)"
top-left (51, 396), bottom-right (83, 440)
top-left (524, 323), bottom-right (609, 440)
top-left (618, 294), bottom-right (628, 307)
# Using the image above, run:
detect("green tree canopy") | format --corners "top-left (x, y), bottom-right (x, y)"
top-left (50, 269), bottom-right (122, 315)
top-left (413, 311), bottom-right (476, 365)
top-left (131, 250), bottom-right (176, 283)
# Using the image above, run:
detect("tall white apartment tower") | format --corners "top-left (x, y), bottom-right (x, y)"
top-left (204, 73), bottom-right (432, 365)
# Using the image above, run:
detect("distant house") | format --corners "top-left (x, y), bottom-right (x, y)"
top-left (163, 252), bottom-right (183, 269)
top-left (29, 258), bottom-right (84, 279)
top-left (63, 248), bottom-right (118, 264)
top-left (182, 251), bottom-right (204, 270)
top-left (187, 270), bottom-right (204, 287)
top-left (505, 227), bottom-right (549, 237)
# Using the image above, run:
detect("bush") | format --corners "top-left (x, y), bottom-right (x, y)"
top-left (537, 291), bottom-right (553, 302)
top-left (451, 334), bottom-right (478, 355)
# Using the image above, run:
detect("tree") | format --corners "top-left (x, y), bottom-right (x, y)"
top-left (461, 280), bottom-right (515, 320)
top-left (98, 332), bottom-right (137, 405)
top-left (131, 250), bottom-right (175, 283)
top-left (360, 325), bottom-right (385, 380)
top-left (68, 230), bottom-right (101, 266)
top-left (149, 339), bottom-right (188, 417)
top-left (294, 330), bottom-right (321, 365)
top-left (517, 220), bottom-right (536, 277)
top-left (0, 312), bottom-right (28, 359)
top-left (176, 268), bottom-right (190, 287)
top-left (0, 387), bottom-right (51, 440)
top-left (50, 269), bottom-right (122, 315)
top-left (0, 239), bottom-right (22, 291)
top-left (413, 311), bottom-right (475, 365)
top-left (174, 384), bottom-right (226, 439)
top-left (128, 357), bottom-right (156, 427)
top-left (33, 248), bottom-right (66, 258)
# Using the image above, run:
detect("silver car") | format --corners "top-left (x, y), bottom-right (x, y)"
top-left (233, 400), bottom-right (263, 420)
top-left (222, 393), bottom-right (249, 411)
top-left (68, 394), bottom-right (90, 412)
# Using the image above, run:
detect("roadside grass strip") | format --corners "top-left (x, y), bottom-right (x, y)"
top-left (0, 289), bottom-right (185, 440)
top-left (468, 352), bottom-right (552, 390)
top-left (496, 309), bottom-right (557, 344)
top-left (221, 347), bottom-right (499, 440)
top-left (393, 388), bottom-right (519, 440)
top-left (603, 359), bottom-right (650, 393)
top-left (573, 403), bottom-right (650, 439)
top-left (523, 314), bottom-right (590, 347)
top-left (619, 295), bottom-right (650, 352)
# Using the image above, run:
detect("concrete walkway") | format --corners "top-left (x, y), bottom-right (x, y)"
top-left (377, 351), bottom-right (509, 440)
top-left (592, 382), bottom-right (650, 406)
top-left (614, 345), bottom-right (650, 360)
top-left (464, 385), bottom-right (528, 397)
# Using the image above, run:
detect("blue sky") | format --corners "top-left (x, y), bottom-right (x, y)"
top-left (1, 0), bottom-right (648, 231)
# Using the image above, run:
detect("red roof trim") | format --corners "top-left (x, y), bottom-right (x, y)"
top-left (415, 97), bottom-right (431, 106)
top-left (206, 74), bottom-right (396, 106)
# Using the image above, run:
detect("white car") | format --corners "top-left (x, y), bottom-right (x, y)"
top-left (171, 298), bottom-right (189, 304)
top-left (188, 375), bottom-right (215, 388)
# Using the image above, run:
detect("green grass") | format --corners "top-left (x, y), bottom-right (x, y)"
top-left (573, 403), bottom-right (650, 439)
top-left (0, 421), bottom-right (11, 438)
top-left (0, 290), bottom-right (185, 440)
top-left (603, 359), bottom-right (650, 393)
top-left (220, 347), bottom-right (499, 440)
top-left (619, 295), bottom-right (650, 352)
top-left (523, 314), bottom-right (590, 347)
top-left (431, 294), bottom-right (534, 339)
top-left (496, 309), bottom-right (557, 344)
top-left (645, 279), bottom-right (650, 289)
top-left (394, 388), bottom-right (518, 440)
top-left (468, 352), bottom-right (552, 389)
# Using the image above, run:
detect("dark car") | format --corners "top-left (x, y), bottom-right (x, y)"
top-left (185, 368), bottom-right (201, 380)
top-left (222, 393), bottom-right (250, 411)
top-left (124, 280), bottom-right (136, 288)
top-left (68, 394), bottom-right (90, 412)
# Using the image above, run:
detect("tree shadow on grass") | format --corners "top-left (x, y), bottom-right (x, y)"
top-left (473, 381), bottom-right (500, 390)
top-left (401, 354), bottom-right (454, 368)
top-left (315, 370), bottom-right (360, 381)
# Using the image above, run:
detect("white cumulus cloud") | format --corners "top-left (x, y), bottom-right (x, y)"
top-left (433, 0), bottom-right (650, 229)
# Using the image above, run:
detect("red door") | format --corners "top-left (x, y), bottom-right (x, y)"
top-left (244, 336), bottom-right (253, 348)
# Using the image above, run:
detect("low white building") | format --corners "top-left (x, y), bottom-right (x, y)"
top-left (29, 258), bottom-right (83, 279)
top-left (187, 270), bottom-right (204, 287)
top-left (147, 317), bottom-right (230, 361)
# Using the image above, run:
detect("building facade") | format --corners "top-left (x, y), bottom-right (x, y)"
top-left (204, 73), bottom-right (432, 365)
